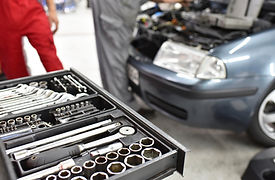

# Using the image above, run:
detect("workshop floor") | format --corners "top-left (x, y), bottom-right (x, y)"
top-left (24, 1), bottom-right (264, 179)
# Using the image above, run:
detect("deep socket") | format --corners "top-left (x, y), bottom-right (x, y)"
top-left (129, 143), bottom-right (142, 153)
top-left (83, 160), bottom-right (96, 178)
top-left (16, 117), bottom-right (24, 125)
top-left (141, 148), bottom-right (162, 161)
top-left (90, 172), bottom-right (109, 180)
top-left (7, 119), bottom-right (15, 126)
top-left (0, 121), bottom-right (6, 128)
top-left (71, 165), bottom-right (83, 176)
top-left (124, 154), bottom-right (145, 168)
top-left (58, 169), bottom-right (71, 180)
top-left (95, 156), bottom-right (108, 172)
top-left (106, 152), bottom-right (119, 162)
top-left (139, 137), bottom-right (154, 148)
top-left (61, 107), bottom-right (66, 113)
top-left (24, 116), bottom-right (31, 122)
top-left (107, 161), bottom-right (126, 175)
top-left (45, 174), bottom-right (57, 180)
top-left (117, 148), bottom-right (130, 162)
top-left (31, 114), bottom-right (38, 121)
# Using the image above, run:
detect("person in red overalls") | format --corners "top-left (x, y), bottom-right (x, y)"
top-left (0, 0), bottom-right (64, 79)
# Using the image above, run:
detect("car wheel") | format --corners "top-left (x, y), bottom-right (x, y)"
top-left (248, 89), bottom-right (275, 146)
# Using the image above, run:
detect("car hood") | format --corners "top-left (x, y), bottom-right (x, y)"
top-left (210, 28), bottom-right (275, 79)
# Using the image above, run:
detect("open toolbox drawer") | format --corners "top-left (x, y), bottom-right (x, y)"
top-left (0, 69), bottom-right (187, 180)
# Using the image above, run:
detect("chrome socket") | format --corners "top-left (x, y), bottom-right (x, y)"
top-left (58, 169), bottom-right (71, 180)
top-left (39, 81), bottom-right (48, 86)
top-left (71, 165), bottom-right (83, 176)
top-left (71, 176), bottom-right (87, 180)
top-left (83, 160), bottom-right (96, 178)
top-left (24, 116), bottom-right (31, 122)
top-left (124, 154), bottom-right (145, 168)
top-left (90, 172), bottom-right (109, 180)
top-left (129, 143), bottom-right (142, 153)
top-left (139, 137), bottom-right (154, 148)
top-left (141, 148), bottom-right (162, 161)
top-left (29, 82), bottom-right (39, 87)
top-left (45, 174), bottom-right (57, 180)
top-left (106, 152), bottom-right (119, 162)
top-left (7, 119), bottom-right (15, 126)
top-left (0, 121), bottom-right (6, 128)
top-left (15, 117), bottom-right (23, 125)
top-left (31, 114), bottom-right (38, 121)
top-left (107, 161), bottom-right (126, 175)
top-left (95, 156), bottom-right (108, 172)
top-left (117, 148), bottom-right (130, 162)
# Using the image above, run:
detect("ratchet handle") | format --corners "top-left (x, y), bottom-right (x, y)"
top-left (26, 145), bottom-right (80, 169)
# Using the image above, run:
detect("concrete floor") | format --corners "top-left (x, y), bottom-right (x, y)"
top-left (24, 1), bottom-right (264, 179)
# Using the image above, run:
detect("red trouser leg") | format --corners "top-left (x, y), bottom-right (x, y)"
top-left (23, 1), bottom-right (64, 72)
top-left (0, 32), bottom-right (29, 79)
top-left (0, 1), bottom-right (30, 79)
top-left (0, 0), bottom-right (63, 80)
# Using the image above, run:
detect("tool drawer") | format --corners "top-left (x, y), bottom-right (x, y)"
top-left (0, 69), bottom-right (187, 180)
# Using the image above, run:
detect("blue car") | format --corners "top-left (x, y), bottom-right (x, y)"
top-left (127, 1), bottom-right (275, 146)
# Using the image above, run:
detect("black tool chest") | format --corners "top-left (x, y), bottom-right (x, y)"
top-left (0, 69), bottom-right (187, 180)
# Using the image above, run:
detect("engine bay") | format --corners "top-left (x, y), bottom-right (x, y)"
top-left (131, 0), bottom-right (275, 60)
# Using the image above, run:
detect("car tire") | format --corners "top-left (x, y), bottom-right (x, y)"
top-left (248, 89), bottom-right (275, 146)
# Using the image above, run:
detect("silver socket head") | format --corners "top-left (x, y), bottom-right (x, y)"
top-left (31, 114), bottom-right (38, 121)
top-left (58, 170), bottom-right (71, 179)
top-left (107, 161), bottom-right (126, 175)
top-left (106, 152), bottom-right (119, 161)
top-left (90, 172), bottom-right (109, 180)
top-left (0, 121), bottom-right (6, 128)
top-left (139, 137), bottom-right (154, 148)
top-left (129, 143), bottom-right (142, 153)
top-left (95, 156), bottom-right (107, 165)
top-left (71, 165), bottom-right (83, 176)
top-left (15, 117), bottom-right (23, 125)
top-left (83, 160), bottom-right (96, 169)
top-left (24, 116), bottom-right (31, 122)
top-left (117, 148), bottom-right (130, 157)
top-left (46, 175), bottom-right (57, 180)
top-left (7, 119), bottom-right (15, 126)
top-left (124, 154), bottom-right (145, 168)
top-left (141, 148), bottom-right (162, 161)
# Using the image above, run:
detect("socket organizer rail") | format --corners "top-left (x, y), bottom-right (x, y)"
top-left (0, 69), bottom-right (187, 180)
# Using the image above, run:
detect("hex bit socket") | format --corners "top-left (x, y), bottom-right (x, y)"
top-left (117, 148), bottom-right (130, 162)
top-left (83, 160), bottom-right (96, 178)
top-left (95, 156), bottom-right (108, 172)
top-left (107, 162), bottom-right (126, 175)
top-left (90, 172), bottom-right (109, 180)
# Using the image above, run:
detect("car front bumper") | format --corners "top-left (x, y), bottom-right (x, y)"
top-left (128, 56), bottom-right (272, 132)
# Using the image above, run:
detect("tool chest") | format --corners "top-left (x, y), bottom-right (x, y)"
top-left (0, 69), bottom-right (187, 180)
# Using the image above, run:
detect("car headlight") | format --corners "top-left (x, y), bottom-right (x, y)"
top-left (153, 41), bottom-right (226, 79)
top-left (128, 64), bottom-right (139, 86)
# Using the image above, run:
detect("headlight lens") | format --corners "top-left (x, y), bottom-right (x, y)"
top-left (196, 56), bottom-right (226, 79)
top-left (153, 41), bottom-right (226, 79)
top-left (128, 64), bottom-right (139, 86)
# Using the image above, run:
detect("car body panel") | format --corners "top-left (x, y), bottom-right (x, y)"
top-left (128, 46), bottom-right (275, 131)
top-left (211, 28), bottom-right (275, 78)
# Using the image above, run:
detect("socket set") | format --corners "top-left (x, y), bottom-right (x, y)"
top-left (0, 69), bottom-right (187, 180)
